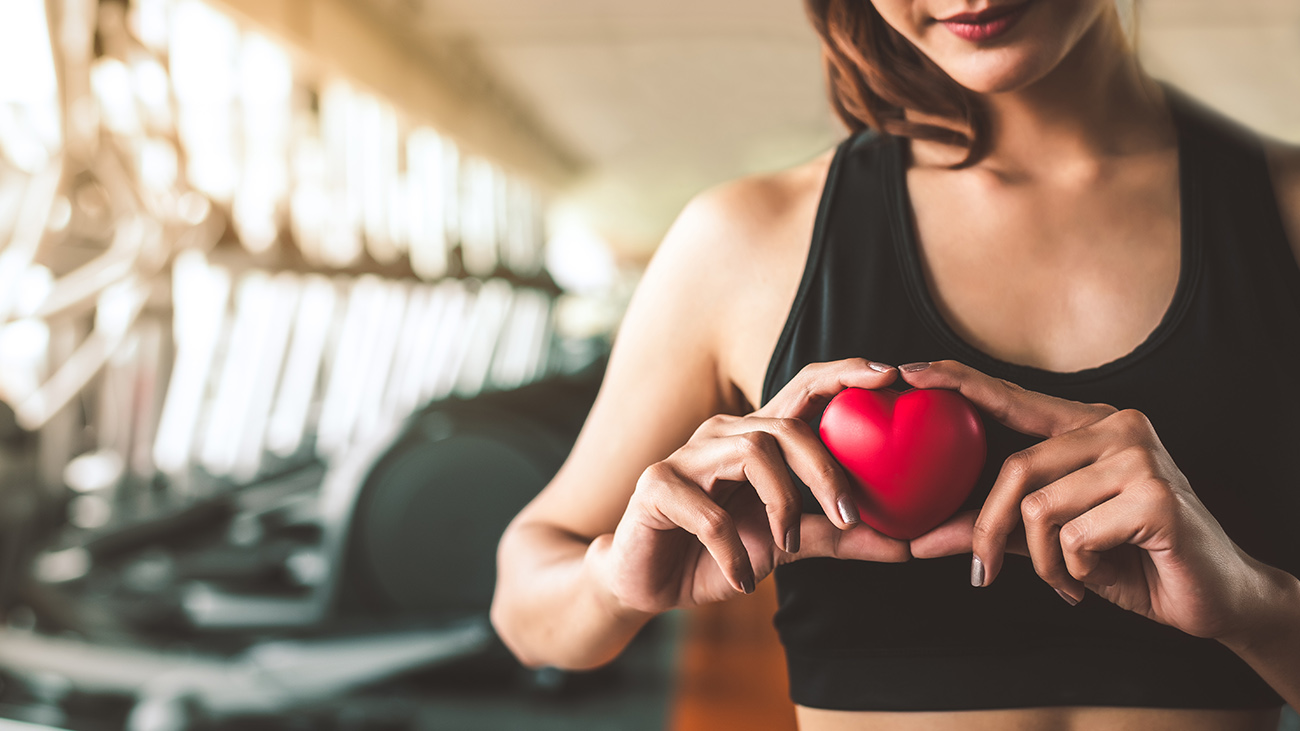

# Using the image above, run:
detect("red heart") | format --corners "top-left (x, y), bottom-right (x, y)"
top-left (819, 388), bottom-right (986, 540)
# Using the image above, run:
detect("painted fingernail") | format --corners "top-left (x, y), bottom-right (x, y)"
top-left (869, 361), bottom-right (894, 373)
top-left (971, 555), bottom-right (985, 587)
top-left (837, 497), bottom-right (860, 526)
top-left (742, 576), bottom-right (756, 595)
top-left (1055, 588), bottom-right (1080, 606)
top-left (900, 362), bottom-right (931, 373)
top-left (785, 528), bottom-right (800, 554)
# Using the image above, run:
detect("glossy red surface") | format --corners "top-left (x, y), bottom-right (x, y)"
top-left (820, 388), bottom-right (986, 540)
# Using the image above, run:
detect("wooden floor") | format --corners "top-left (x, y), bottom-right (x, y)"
top-left (669, 580), bottom-right (799, 731)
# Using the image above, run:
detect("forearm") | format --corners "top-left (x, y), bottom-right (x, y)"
top-left (491, 523), bottom-right (654, 670)
top-left (1220, 561), bottom-right (1300, 709)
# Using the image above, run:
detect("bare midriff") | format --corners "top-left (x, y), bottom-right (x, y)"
top-left (795, 705), bottom-right (1282, 731)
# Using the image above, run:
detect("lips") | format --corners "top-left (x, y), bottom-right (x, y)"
top-left (938, 3), bottom-right (1029, 42)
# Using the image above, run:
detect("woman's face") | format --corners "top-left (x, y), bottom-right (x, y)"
top-left (868, 0), bottom-right (1118, 94)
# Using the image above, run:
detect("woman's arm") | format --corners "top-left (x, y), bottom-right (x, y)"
top-left (1219, 564), bottom-right (1300, 711)
top-left (491, 188), bottom-right (750, 669)
top-left (490, 173), bottom-right (910, 671)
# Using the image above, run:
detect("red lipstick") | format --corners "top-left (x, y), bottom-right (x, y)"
top-left (938, 3), bottom-right (1029, 42)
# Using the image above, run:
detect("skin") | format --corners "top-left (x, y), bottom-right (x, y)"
top-left (492, 0), bottom-right (1300, 728)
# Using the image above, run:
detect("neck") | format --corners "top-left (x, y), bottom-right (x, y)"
top-left (913, 10), bottom-right (1173, 177)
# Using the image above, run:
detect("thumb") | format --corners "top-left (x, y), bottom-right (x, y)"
top-left (780, 514), bottom-right (912, 565)
top-left (909, 510), bottom-right (1030, 560)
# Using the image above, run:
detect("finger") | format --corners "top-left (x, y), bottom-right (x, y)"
top-left (972, 413), bottom-right (1163, 587)
top-left (704, 416), bottom-right (861, 531)
top-left (759, 358), bottom-right (897, 421)
top-left (909, 510), bottom-right (1028, 559)
top-left (909, 510), bottom-right (979, 559)
top-left (1074, 551), bottom-right (1123, 588)
top-left (777, 513), bottom-right (912, 566)
top-left (676, 431), bottom-right (803, 552)
top-left (908, 510), bottom-right (979, 559)
top-left (971, 423), bottom-right (1112, 586)
top-left (898, 360), bottom-right (1114, 439)
top-left (1058, 478), bottom-right (1179, 583)
top-left (1020, 461), bottom-right (1129, 604)
top-left (636, 464), bottom-right (756, 594)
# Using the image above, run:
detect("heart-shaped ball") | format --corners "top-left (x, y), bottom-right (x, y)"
top-left (819, 388), bottom-right (986, 540)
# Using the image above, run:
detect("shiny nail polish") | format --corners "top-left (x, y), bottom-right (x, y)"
top-left (742, 577), bottom-right (756, 595)
top-left (1056, 588), bottom-right (1080, 606)
top-left (785, 528), bottom-right (800, 554)
top-left (838, 497), bottom-right (860, 526)
top-left (869, 362), bottom-right (893, 373)
top-left (971, 556), bottom-right (985, 587)
top-left (900, 362), bottom-right (931, 373)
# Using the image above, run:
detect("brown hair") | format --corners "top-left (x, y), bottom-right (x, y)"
top-left (805, 0), bottom-right (990, 167)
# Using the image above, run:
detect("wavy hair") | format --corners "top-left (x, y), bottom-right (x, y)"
top-left (804, 0), bottom-right (991, 167)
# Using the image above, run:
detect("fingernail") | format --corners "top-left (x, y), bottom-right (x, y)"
top-left (869, 361), bottom-right (894, 373)
top-left (742, 577), bottom-right (756, 595)
top-left (785, 528), bottom-right (800, 554)
top-left (900, 362), bottom-right (931, 373)
top-left (1055, 588), bottom-right (1080, 606)
top-left (971, 555), bottom-right (985, 587)
top-left (837, 497), bottom-right (860, 526)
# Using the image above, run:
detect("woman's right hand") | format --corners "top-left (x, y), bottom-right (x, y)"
top-left (588, 358), bottom-right (913, 616)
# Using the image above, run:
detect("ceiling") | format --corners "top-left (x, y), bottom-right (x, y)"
top-left (362, 0), bottom-right (1300, 257)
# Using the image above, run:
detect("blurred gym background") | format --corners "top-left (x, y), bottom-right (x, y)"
top-left (0, 0), bottom-right (1295, 729)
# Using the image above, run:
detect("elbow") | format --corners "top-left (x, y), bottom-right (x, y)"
top-left (492, 565), bottom-right (629, 671)
top-left (490, 590), bottom-right (617, 672)
top-left (490, 525), bottom-right (545, 668)
top-left (489, 591), bottom-right (540, 668)
top-left (488, 523), bottom-right (578, 670)
top-left (491, 520), bottom-right (634, 671)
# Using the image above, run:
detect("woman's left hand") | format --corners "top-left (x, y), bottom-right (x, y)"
top-left (902, 360), bottom-right (1281, 644)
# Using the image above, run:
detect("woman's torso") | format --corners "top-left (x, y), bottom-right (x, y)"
top-left (717, 93), bottom-right (1300, 729)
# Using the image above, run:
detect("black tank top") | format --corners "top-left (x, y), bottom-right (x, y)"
top-left (762, 90), bottom-right (1300, 711)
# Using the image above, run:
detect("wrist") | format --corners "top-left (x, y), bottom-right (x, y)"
top-left (1219, 555), bottom-right (1300, 656)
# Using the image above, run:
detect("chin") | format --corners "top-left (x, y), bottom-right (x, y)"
top-left (940, 48), bottom-right (1060, 95)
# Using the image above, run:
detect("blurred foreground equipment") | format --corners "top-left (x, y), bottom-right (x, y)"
top-left (341, 360), bottom-right (604, 620)
top-left (1, 361), bottom-right (634, 731)
top-left (0, 2), bottom-right (666, 729)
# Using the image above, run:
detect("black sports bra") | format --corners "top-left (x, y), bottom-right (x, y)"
top-left (761, 89), bottom-right (1300, 711)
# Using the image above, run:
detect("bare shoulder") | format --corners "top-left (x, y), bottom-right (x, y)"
top-left (704, 149), bottom-right (834, 229)
top-left (604, 145), bottom-right (837, 396)
top-left (648, 149), bottom-right (835, 341)
top-left (651, 150), bottom-right (836, 408)
top-left (611, 146), bottom-right (836, 382)
top-left (1264, 139), bottom-right (1300, 264)
top-left (659, 150), bottom-right (834, 272)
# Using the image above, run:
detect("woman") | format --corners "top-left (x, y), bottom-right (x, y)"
top-left (491, 0), bottom-right (1300, 728)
